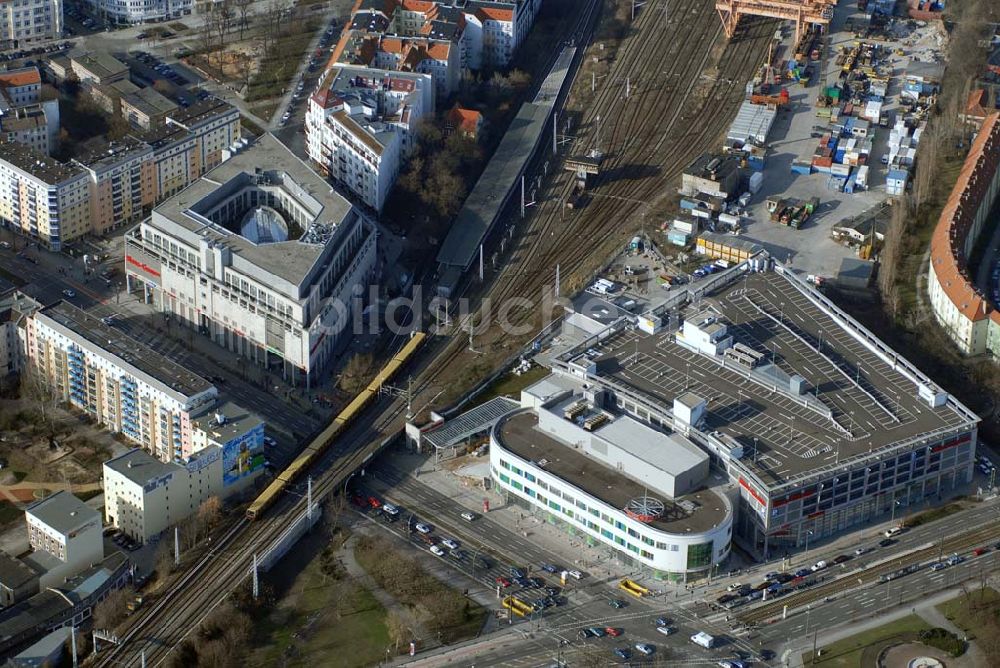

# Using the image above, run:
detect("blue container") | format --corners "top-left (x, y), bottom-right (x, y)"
top-left (834, 149), bottom-right (846, 163)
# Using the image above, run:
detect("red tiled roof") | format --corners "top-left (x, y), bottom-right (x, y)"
top-left (0, 68), bottom-right (40, 88)
top-left (929, 112), bottom-right (1000, 323)
top-left (448, 106), bottom-right (482, 135)
top-left (475, 6), bottom-right (513, 21)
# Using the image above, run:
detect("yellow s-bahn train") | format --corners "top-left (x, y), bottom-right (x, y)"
top-left (246, 331), bottom-right (427, 521)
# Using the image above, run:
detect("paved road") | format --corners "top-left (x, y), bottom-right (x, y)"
top-left (367, 462), bottom-right (766, 667)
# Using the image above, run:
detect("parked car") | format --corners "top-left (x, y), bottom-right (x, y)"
top-left (510, 567), bottom-right (525, 579)
top-left (635, 643), bottom-right (655, 656)
top-left (613, 647), bottom-right (631, 660)
top-left (605, 627), bottom-right (622, 637)
top-left (656, 626), bottom-right (676, 636)
top-left (588, 627), bottom-right (606, 638)
top-left (655, 617), bottom-right (671, 627)
top-left (540, 563), bottom-right (558, 573)
top-left (495, 576), bottom-right (511, 588)
top-left (609, 598), bottom-right (627, 609)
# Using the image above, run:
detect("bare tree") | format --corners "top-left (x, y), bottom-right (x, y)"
top-left (197, 496), bottom-right (223, 533)
top-left (234, 0), bottom-right (254, 41)
top-left (338, 353), bottom-right (373, 394)
top-left (92, 586), bottom-right (135, 630)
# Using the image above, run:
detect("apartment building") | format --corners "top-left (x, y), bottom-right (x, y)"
top-left (69, 52), bottom-right (129, 86)
top-left (0, 289), bottom-right (40, 379)
top-left (141, 99), bottom-right (241, 200)
top-left (124, 134), bottom-right (378, 387)
top-left (0, 67), bottom-right (59, 156)
top-left (24, 300), bottom-right (219, 461)
top-left (83, 0), bottom-right (193, 24)
top-left (0, 0), bottom-right (62, 48)
top-left (306, 67), bottom-right (432, 212)
top-left (0, 99), bottom-right (240, 249)
top-left (24, 491), bottom-right (103, 587)
top-left (0, 143), bottom-right (91, 250)
top-left (103, 447), bottom-right (223, 544)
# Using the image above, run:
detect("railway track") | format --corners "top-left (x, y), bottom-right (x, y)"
top-left (737, 519), bottom-right (1000, 625)
top-left (418, 4), bottom-right (775, 394)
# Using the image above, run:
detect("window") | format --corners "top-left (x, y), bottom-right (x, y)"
top-left (640, 549), bottom-right (653, 560)
top-left (615, 535), bottom-right (625, 546)
top-left (500, 460), bottom-right (510, 470)
top-left (524, 472), bottom-right (536, 483)
top-left (601, 528), bottom-right (613, 540)
top-left (627, 528), bottom-right (639, 538)
top-left (615, 520), bottom-right (625, 531)
top-left (627, 543), bottom-right (639, 554)
top-left (548, 500), bottom-right (560, 512)
top-left (499, 473), bottom-right (510, 484)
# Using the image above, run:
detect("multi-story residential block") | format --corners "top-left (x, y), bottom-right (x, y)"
top-left (306, 67), bottom-right (432, 212)
top-left (0, 289), bottom-right (40, 379)
top-left (83, 0), bottom-right (192, 24)
top-left (124, 133), bottom-right (378, 387)
top-left (0, 67), bottom-right (59, 156)
top-left (140, 99), bottom-right (241, 200)
top-left (103, 446), bottom-right (224, 544)
top-left (24, 300), bottom-right (219, 461)
top-left (0, 98), bottom-right (240, 249)
top-left (0, 0), bottom-right (62, 48)
top-left (24, 491), bottom-right (103, 587)
top-left (0, 67), bottom-right (41, 106)
top-left (0, 143), bottom-right (91, 250)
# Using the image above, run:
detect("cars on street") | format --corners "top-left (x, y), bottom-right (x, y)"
top-left (930, 562), bottom-right (946, 571)
top-left (414, 523), bottom-right (432, 534)
top-left (879, 538), bottom-right (896, 547)
top-left (541, 563), bottom-right (558, 573)
top-left (811, 560), bottom-right (828, 571)
top-left (441, 538), bottom-right (459, 550)
top-left (429, 545), bottom-right (444, 556)
top-left (495, 576), bottom-right (511, 588)
top-left (727, 582), bottom-right (743, 592)
top-left (510, 567), bottom-right (525, 578)
top-left (62, 289), bottom-right (76, 298)
top-left (460, 511), bottom-right (478, 521)
top-left (854, 546), bottom-right (870, 556)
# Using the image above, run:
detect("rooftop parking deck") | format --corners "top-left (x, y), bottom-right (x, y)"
top-left (496, 410), bottom-right (731, 534)
top-left (586, 271), bottom-right (973, 488)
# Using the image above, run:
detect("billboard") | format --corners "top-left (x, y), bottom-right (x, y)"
top-left (223, 425), bottom-right (266, 486)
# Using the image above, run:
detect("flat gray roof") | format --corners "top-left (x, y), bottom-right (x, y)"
top-left (496, 410), bottom-right (729, 533)
top-left (191, 400), bottom-right (263, 443)
top-left (148, 133), bottom-right (360, 297)
top-left (25, 491), bottom-right (98, 536)
top-left (436, 102), bottom-right (551, 270)
top-left (424, 396), bottom-right (518, 450)
top-left (104, 448), bottom-right (181, 487)
top-left (586, 271), bottom-right (975, 487)
top-left (0, 551), bottom-right (38, 589)
top-left (36, 301), bottom-right (213, 401)
top-left (0, 141), bottom-right (85, 184)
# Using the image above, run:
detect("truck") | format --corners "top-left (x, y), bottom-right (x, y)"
top-left (690, 631), bottom-right (718, 649)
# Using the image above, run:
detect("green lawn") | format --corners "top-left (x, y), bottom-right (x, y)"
top-left (466, 365), bottom-right (549, 410)
top-left (938, 587), bottom-right (1000, 645)
top-left (252, 553), bottom-right (391, 667)
top-left (802, 614), bottom-right (932, 666)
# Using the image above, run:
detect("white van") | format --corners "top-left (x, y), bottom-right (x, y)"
top-left (884, 526), bottom-right (903, 538)
top-left (690, 631), bottom-right (717, 649)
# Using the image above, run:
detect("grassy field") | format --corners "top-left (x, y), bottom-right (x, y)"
top-left (355, 534), bottom-right (488, 645)
top-left (464, 365), bottom-right (549, 411)
top-left (901, 502), bottom-right (964, 529)
top-left (938, 588), bottom-right (1000, 649)
top-left (252, 547), bottom-right (391, 667)
top-left (801, 615), bottom-right (932, 666)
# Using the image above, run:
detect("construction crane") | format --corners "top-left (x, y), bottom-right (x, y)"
top-left (716, 0), bottom-right (836, 47)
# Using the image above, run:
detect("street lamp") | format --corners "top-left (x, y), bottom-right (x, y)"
top-left (890, 498), bottom-right (901, 526)
top-left (804, 529), bottom-right (814, 553)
